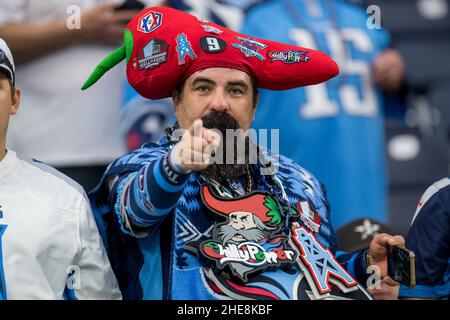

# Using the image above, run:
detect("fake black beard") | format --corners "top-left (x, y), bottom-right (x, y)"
top-left (201, 111), bottom-right (255, 181)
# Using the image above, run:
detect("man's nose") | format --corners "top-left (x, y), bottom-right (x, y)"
top-left (209, 89), bottom-right (229, 112)
top-left (234, 222), bottom-right (245, 230)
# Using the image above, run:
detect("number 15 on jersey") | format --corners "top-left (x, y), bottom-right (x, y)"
top-left (289, 28), bottom-right (378, 119)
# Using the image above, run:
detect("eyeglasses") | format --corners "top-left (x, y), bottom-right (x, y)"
top-left (0, 48), bottom-right (14, 84)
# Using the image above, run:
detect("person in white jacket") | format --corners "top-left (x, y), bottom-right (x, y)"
top-left (0, 38), bottom-right (121, 300)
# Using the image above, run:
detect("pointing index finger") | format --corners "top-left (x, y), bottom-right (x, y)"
top-left (192, 119), bottom-right (203, 138)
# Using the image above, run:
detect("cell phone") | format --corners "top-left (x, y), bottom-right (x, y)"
top-left (387, 245), bottom-right (416, 288)
top-left (115, 0), bottom-right (145, 11)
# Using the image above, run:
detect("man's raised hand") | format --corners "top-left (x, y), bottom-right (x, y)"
top-left (171, 119), bottom-right (221, 173)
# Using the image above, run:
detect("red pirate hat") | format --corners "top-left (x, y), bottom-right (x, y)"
top-left (201, 185), bottom-right (282, 227)
top-left (82, 7), bottom-right (339, 99)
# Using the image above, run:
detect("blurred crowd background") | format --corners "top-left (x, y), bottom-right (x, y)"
top-left (1, 0), bottom-right (449, 240)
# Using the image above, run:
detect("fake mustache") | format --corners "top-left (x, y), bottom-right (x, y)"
top-left (201, 111), bottom-right (240, 132)
top-left (218, 224), bottom-right (265, 244)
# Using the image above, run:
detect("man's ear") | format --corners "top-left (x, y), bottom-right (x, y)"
top-left (172, 90), bottom-right (179, 107)
top-left (10, 87), bottom-right (20, 115)
top-left (172, 89), bottom-right (181, 117)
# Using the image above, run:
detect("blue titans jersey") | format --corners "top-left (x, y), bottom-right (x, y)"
top-left (242, 0), bottom-right (390, 228)
top-left (399, 178), bottom-right (450, 300)
top-left (168, 0), bottom-right (262, 30)
top-left (90, 135), bottom-right (373, 300)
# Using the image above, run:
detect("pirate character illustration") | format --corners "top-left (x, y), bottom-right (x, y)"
top-left (195, 185), bottom-right (296, 282)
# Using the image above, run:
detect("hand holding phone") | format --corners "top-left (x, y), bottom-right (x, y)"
top-left (387, 245), bottom-right (416, 288)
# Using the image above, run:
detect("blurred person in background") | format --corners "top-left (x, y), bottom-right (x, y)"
top-left (0, 0), bottom-right (156, 191)
top-left (0, 38), bottom-right (120, 300)
top-left (241, 0), bottom-right (405, 229)
top-left (350, 0), bottom-right (450, 236)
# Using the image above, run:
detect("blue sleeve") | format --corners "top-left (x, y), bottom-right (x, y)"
top-left (336, 250), bottom-right (369, 286)
top-left (399, 185), bottom-right (450, 299)
top-left (113, 150), bottom-right (190, 237)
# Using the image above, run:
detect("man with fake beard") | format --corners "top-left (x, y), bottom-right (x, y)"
top-left (86, 7), bottom-right (405, 300)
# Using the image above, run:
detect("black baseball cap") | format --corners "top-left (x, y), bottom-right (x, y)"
top-left (336, 218), bottom-right (394, 252)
